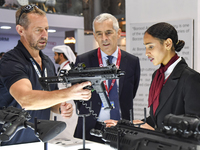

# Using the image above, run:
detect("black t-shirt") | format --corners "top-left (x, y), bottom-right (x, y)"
top-left (0, 40), bottom-right (57, 145)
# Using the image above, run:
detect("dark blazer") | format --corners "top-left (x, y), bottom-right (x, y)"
top-left (74, 49), bottom-right (140, 142)
top-left (146, 58), bottom-right (200, 129)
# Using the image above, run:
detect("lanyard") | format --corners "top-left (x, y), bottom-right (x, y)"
top-left (58, 61), bottom-right (70, 76)
top-left (30, 58), bottom-right (47, 78)
top-left (97, 47), bottom-right (121, 94)
top-left (61, 61), bottom-right (70, 70)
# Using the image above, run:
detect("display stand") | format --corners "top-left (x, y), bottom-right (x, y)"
top-left (34, 117), bottom-right (48, 150)
top-left (75, 102), bottom-right (91, 150)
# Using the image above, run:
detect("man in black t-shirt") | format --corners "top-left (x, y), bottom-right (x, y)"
top-left (0, 5), bottom-right (91, 146)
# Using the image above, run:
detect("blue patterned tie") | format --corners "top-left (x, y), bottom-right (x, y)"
top-left (107, 56), bottom-right (120, 120)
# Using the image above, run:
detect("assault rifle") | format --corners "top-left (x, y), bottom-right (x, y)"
top-left (39, 63), bottom-right (125, 110)
top-left (90, 114), bottom-right (200, 150)
top-left (0, 106), bottom-right (66, 143)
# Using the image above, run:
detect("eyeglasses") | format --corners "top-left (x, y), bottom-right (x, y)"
top-left (17, 4), bottom-right (38, 25)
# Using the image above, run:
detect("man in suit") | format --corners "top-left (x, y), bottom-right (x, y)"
top-left (74, 13), bottom-right (140, 143)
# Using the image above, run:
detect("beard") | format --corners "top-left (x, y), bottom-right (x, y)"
top-left (55, 57), bottom-right (61, 64)
top-left (30, 37), bottom-right (48, 51)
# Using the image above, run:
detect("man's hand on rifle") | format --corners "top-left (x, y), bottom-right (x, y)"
top-left (104, 119), bottom-right (118, 127)
top-left (63, 81), bottom-right (92, 101)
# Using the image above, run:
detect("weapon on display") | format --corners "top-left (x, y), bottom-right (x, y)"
top-left (90, 114), bottom-right (200, 150)
top-left (38, 62), bottom-right (125, 110)
top-left (0, 106), bottom-right (66, 143)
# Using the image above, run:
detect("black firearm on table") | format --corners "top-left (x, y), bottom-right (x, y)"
top-left (0, 106), bottom-right (66, 143)
top-left (90, 114), bottom-right (200, 150)
top-left (38, 62), bottom-right (125, 110)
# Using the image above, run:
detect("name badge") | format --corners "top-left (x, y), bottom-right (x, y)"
top-left (102, 101), bottom-right (115, 108)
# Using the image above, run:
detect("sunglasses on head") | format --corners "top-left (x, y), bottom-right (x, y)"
top-left (17, 4), bottom-right (38, 25)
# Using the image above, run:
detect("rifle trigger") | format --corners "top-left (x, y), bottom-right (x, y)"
top-left (83, 85), bottom-right (94, 92)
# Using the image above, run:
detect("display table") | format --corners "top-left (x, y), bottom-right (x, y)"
top-left (0, 138), bottom-right (114, 150)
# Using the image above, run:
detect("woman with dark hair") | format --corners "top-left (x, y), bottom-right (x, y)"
top-left (105, 22), bottom-right (200, 130)
top-left (140, 22), bottom-right (200, 130)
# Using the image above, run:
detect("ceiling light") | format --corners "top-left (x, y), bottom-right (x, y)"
top-left (48, 29), bottom-right (56, 33)
top-left (0, 26), bottom-right (11, 29)
top-left (64, 37), bottom-right (76, 44)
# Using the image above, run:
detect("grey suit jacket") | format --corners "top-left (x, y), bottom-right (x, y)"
top-left (74, 48), bottom-right (140, 141)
